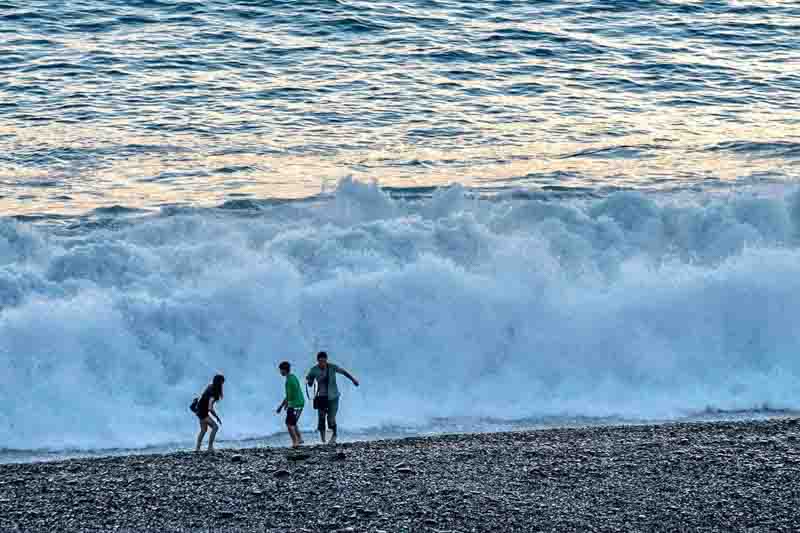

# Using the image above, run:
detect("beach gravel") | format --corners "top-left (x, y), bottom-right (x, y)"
top-left (2, 418), bottom-right (800, 532)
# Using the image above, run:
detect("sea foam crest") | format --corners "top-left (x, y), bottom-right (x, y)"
top-left (1, 179), bottom-right (800, 451)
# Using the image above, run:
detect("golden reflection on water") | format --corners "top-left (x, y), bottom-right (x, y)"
top-left (3, 2), bottom-right (800, 216)
top-left (2, 104), bottom-right (800, 216)
top-left (2, 105), bottom-right (798, 217)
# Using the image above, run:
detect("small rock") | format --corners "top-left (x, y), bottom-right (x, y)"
top-left (424, 518), bottom-right (437, 525)
top-left (217, 510), bottom-right (235, 519)
top-left (273, 469), bottom-right (291, 479)
top-left (394, 461), bottom-right (409, 469)
top-left (288, 452), bottom-right (311, 461)
top-left (397, 467), bottom-right (415, 475)
top-left (333, 451), bottom-right (347, 461)
top-left (231, 454), bottom-right (244, 463)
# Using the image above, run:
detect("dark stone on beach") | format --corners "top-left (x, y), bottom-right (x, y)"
top-left (287, 452), bottom-right (311, 461)
top-left (231, 454), bottom-right (244, 463)
top-left (333, 451), bottom-right (347, 461)
top-left (273, 469), bottom-right (290, 479)
top-left (3, 419), bottom-right (800, 533)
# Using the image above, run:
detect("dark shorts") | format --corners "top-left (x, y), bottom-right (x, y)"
top-left (316, 397), bottom-right (339, 432)
top-left (286, 407), bottom-right (302, 426)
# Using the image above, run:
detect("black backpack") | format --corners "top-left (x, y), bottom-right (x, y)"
top-left (189, 397), bottom-right (199, 413)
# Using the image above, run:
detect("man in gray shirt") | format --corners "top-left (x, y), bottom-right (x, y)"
top-left (306, 351), bottom-right (359, 445)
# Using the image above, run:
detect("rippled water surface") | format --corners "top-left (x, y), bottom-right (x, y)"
top-left (1, 0), bottom-right (800, 213)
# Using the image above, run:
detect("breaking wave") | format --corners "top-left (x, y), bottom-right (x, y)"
top-left (1, 179), bottom-right (800, 452)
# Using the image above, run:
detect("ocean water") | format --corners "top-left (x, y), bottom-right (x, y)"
top-left (1, 0), bottom-right (800, 461)
top-left (2, 0), bottom-right (800, 213)
top-left (2, 181), bottom-right (800, 461)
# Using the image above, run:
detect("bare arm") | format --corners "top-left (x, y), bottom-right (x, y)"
top-left (210, 399), bottom-right (222, 424)
top-left (277, 398), bottom-right (287, 413)
top-left (336, 367), bottom-right (359, 387)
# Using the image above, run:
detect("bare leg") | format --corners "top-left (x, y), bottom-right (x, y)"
top-left (318, 408), bottom-right (327, 444)
top-left (196, 420), bottom-right (208, 452)
top-left (328, 408), bottom-right (338, 445)
top-left (289, 426), bottom-right (303, 447)
top-left (207, 418), bottom-right (219, 451)
top-left (286, 425), bottom-right (297, 447)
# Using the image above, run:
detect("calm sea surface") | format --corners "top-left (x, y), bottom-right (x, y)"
top-left (1, 0), bottom-right (799, 215)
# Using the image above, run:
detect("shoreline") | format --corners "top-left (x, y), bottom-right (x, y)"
top-left (5, 410), bottom-right (793, 466)
top-left (2, 417), bottom-right (799, 532)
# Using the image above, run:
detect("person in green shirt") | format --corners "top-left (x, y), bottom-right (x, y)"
top-left (306, 351), bottom-right (359, 445)
top-left (276, 361), bottom-right (305, 448)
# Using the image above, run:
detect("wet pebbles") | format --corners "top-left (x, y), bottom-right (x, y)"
top-left (2, 418), bottom-right (800, 532)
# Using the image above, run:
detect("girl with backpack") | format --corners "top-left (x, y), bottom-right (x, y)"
top-left (192, 374), bottom-right (224, 452)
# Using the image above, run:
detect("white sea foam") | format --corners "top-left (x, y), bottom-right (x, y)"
top-left (1, 179), bottom-right (800, 452)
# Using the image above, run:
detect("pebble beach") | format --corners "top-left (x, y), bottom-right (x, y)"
top-left (2, 418), bottom-right (800, 532)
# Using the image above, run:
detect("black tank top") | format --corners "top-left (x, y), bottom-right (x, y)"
top-left (197, 384), bottom-right (219, 417)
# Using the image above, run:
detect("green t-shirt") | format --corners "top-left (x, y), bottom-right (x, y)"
top-left (285, 373), bottom-right (305, 409)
